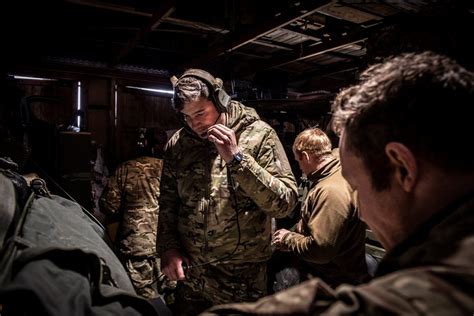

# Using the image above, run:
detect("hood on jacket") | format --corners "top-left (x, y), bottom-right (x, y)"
top-left (225, 101), bottom-right (260, 134)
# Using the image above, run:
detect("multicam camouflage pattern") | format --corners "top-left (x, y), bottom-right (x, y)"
top-left (157, 101), bottom-right (298, 302)
top-left (100, 156), bottom-right (163, 298)
top-left (171, 261), bottom-right (267, 315)
top-left (125, 256), bottom-right (160, 299)
top-left (101, 156), bottom-right (163, 257)
top-left (125, 256), bottom-right (177, 299)
top-left (203, 194), bottom-right (474, 315)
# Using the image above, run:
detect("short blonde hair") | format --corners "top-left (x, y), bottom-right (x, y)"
top-left (293, 128), bottom-right (332, 158)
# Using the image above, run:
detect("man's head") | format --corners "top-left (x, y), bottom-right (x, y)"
top-left (171, 69), bottom-right (230, 138)
top-left (331, 51), bottom-right (474, 248)
top-left (292, 128), bottom-right (332, 176)
top-left (332, 51), bottom-right (474, 191)
top-left (136, 128), bottom-right (168, 158)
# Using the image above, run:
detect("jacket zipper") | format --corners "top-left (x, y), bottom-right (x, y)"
top-left (203, 148), bottom-right (211, 254)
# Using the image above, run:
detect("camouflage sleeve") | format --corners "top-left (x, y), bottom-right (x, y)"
top-left (284, 188), bottom-right (348, 263)
top-left (326, 268), bottom-right (469, 315)
top-left (203, 268), bottom-right (465, 315)
top-left (156, 154), bottom-right (181, 256)
top-left (99, 164), bottom-right (125, 216)
top-left (202, 278), bottom-right (337, 315)
top-left (229, 127), bottom-right (298, 218)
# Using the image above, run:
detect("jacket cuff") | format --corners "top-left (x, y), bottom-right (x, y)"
top-left (227, 152), bottom-right (248, 172)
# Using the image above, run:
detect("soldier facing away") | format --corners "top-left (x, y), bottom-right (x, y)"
top-left (157, 69), bottom-right (298, 315)
top-left (100, 128), bottom-right (167, 299)
top-left (203, 52), bottom-right (474, 315)
top-left (272, 128), bottom-right (369, 287)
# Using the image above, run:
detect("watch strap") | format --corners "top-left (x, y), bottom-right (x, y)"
top-left (228, 152), bottom-right (243, 167)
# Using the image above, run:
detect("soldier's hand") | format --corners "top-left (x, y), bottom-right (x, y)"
top-left (272, 229), bottom-right (291, 252)
top-left (207, 124), bottom-right (239, 163)
top-left (161, 249), bottom-right (189, 281)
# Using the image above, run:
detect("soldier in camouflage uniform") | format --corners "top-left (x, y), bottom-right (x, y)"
top-left (157, 69), bottom-right (298, 314)
top-left (203, 52), bottom-right (474, 315)
top-left (100, 130), bottom-right (165, 299)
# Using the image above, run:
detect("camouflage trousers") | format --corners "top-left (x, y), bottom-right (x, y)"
top-left (169, 261), bottom-right (267, 315)
top-left (125, 256), bottom-right (161, 299)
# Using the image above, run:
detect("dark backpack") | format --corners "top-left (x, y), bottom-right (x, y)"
top-left (0, 168), bottom-right (171, 316)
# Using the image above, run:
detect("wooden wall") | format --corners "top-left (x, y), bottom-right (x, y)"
top-left (9, 69), bottom-right (332, 211)
top-left (115, 85), bottom-right (179, 166)
top-left (9, 72), bottom-right (180, 212)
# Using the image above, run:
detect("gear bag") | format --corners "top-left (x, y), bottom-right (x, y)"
top-left (0, 169), bottom-right (170, 316)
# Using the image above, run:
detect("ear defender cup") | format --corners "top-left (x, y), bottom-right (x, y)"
top-left (176, 69), bottom-right (231, 113)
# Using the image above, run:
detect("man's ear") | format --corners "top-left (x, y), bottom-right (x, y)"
top-left (302, 151), bottom-right (310, 162)
top-left (385, 142), bottom-right (418, 192)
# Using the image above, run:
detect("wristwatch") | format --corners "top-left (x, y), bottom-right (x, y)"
top-left (228, 151), bottom-right (243, 167)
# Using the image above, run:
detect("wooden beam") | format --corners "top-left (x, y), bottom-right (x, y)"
top-left (9, 60), bottom-right (170, 85)
top-left (110, 0), bottom-right (176, 67)
top-left (291, 59), bottom-right (362, 82)
top-left (67, 0), bottom-right (227, 33)
top-left (184, 3), bottom-right (327, 68)
top-left (65, 0), bottom-right (152, 17)
top-left (237, 31), bottom-right (367, 77)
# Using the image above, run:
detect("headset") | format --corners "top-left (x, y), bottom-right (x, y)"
top-left (171, 69), bottom-right (231, 113)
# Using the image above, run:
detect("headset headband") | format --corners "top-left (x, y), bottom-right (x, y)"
top-left (172, 69), bottom-right (230, 113)
top-left (179, 69), bottom-right (220, 90)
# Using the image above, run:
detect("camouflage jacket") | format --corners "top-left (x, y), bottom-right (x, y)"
top-left (284, 157), bottom-right (368, 286)
top-left (157, 101), bottom-right (298, 264)
top-left (100, 156), bottom-right (163, 257)
top-left (203, 192), bottom-right (474, 315)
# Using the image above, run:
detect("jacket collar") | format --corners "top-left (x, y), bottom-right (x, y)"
top-left (307, 156), bottom-right (339, 183)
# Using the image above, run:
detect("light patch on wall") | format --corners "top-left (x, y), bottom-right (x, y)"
top-left (126, 85), bottom-right (174, 95)
top-left (12, 75), bottom-right (57, 81)
top-left (114, 84), bottom-right (118, 127)
top-left (77, 81), bottom-right (81, 129)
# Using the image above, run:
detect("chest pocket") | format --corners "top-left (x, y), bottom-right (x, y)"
top-left (176, 161), bottom-right (208, 207)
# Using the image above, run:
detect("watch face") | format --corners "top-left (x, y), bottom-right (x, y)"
top-left (228, 152), bottom-right (243, 167)
top-left (234, 152), bottom-right (243, 162)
